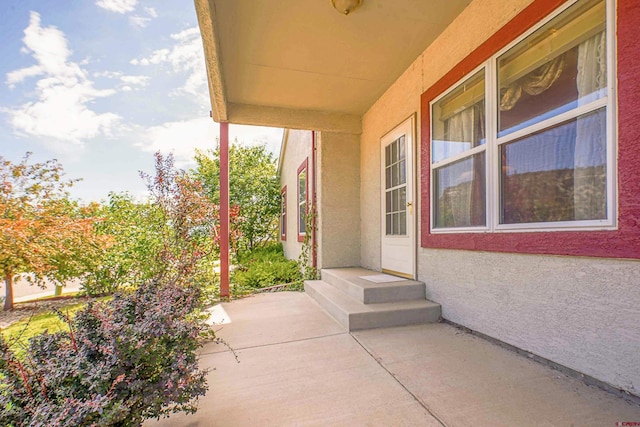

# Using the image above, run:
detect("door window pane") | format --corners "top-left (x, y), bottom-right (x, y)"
top-left (433, 153), bottom-right (486, 228)
top-left (384, 135), bottom-right (408, 236)
top-left (498, 0), bottom-right (606, 136)
top-left (432, 70), bottom-right (485, 163)
top-left (500, 108), bottom-right (606, 224)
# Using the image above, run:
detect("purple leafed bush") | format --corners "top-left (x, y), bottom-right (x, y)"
top-left (0, 280), bottom-right (214, 426)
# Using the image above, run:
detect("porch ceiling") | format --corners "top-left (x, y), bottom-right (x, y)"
top-left (195, 0), bottom-right (471, 133)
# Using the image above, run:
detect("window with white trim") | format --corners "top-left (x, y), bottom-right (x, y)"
top-left (297, 161), bottom-right (307, 240)
top-left (430, 0), bottom-right (613, 232)
top-left (280, 186), bottom-right (287, 240)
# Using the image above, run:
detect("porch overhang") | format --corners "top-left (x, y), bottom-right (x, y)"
top-left (194, 0), bottom-right (472, 133)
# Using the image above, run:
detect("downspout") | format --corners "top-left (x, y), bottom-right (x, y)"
top-left (311, 131), bottom-right (318, 270)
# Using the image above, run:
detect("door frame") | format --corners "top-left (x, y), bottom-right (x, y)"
top-left (380, 114), bottom-right (417, 279)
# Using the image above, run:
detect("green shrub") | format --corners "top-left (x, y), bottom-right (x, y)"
top-left (232, 243), bottom-right (301, 289)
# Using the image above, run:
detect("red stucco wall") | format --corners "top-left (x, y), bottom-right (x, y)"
top-left (420, 0), bottom-right (640, 259)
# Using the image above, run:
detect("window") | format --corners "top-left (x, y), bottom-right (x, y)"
top-left (432, 69), bottom-right (487, 229)
top-left (384, 136), bottom-right (408, 235)
top-left (280, 186), bottom-right (287, 241)
top-left (297, 159), bottom-right (308, 242)
top-left (430, 0), bottom-right (612, 232)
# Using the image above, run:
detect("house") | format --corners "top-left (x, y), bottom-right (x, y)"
top-left (195, 0), bottom-right (640, 399)
top-left (276, 129), bottom-right (315, 263)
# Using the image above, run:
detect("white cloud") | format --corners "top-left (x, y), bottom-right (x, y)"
top-left (136, 119), bottom-right (283, 166)
top-left (171, 27), bottom-right (201, 41)
top-left (96, 0), bottom-right (137, 14)
top-left (136, 117), bottom-right (217, 165)
top-left (93, 70), bottom-right (122, 78)
top-left (3, 12), bottom-right (121, 146)
top-left (120, 75), bottom-right (149, 86)
top-left (129, 6), bottom-right (158, 28)
top-left (145, 7), bottom-right (158, 18)
top-left (6, 65), bottom-right (41, 88)
top-left (131, 26), bottom-right (207, 103)
top-left (129, 15), bottom-right (151, 29)
top-left (92, 71), bottom-right (148, 91)
top-left (97, 2), bottom-right (157, 28)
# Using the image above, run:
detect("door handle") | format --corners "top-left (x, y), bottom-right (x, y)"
top-left (407, 202), bottom-right (412, 215)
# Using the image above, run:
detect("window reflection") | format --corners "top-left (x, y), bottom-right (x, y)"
top-left (433, 153), bottom-right (486, 228)
top-left (432, 70), bottom-right (485, 163)
top-left (500, 108), bottom-right (607, 224)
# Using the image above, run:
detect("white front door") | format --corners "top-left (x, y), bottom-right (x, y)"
top-left (381, 116), bottom-right (416, 279)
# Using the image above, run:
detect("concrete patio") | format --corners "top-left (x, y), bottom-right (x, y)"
top-left (148, 292), bottom-right (640, 426)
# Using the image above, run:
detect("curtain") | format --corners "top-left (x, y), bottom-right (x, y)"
top-left (500, 55), bottom-right (567, 111)
top-left (444, 108), bottom-right (474, 226)
top-left (439, 103), bottom-right (485, 227)
top-left (574, 30), bottom-right (607, 220)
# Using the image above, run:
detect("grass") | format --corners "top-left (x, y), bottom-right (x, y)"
top-left (19, 291), bottom-right (83, 302)
top-left (1, 303), bottom-right (85, 355)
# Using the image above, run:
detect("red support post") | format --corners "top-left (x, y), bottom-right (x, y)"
top-left (220, 121), bottom-right (230, 298)
top-left (311, 131), bottom-right (317, 269)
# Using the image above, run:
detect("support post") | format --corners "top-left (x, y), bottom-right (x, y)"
top-left (220, 121), bottom-right (230, 298)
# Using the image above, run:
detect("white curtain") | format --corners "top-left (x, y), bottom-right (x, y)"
top-left (444, 108), bottom-right (475, 226)
top-left (574, 30), bottom-right (607, 220)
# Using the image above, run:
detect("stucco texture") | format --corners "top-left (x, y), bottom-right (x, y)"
top-left (278, 130), bottom-right (312, 261)
top-left (361, 0), bottom-right (535, 272)
top-left (317, 132), bottom-right (361, 269)
top-left (419, 249), bottom-right (640, 395)
top-left (359, 0), bottom-right (640, 394)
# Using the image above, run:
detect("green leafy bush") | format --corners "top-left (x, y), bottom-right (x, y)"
top-left (82, 152), bottom-right (227, 298)
top-left (81, 193), bottom-right (166, 295)
top-left (232, 243), bottom-right (301, 289)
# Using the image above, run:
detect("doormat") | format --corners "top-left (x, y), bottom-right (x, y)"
top-left (359, 274), bottom-right (408, 283)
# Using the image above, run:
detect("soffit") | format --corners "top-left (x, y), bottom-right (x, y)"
top-left (199, 0), bottom-right (471, 129)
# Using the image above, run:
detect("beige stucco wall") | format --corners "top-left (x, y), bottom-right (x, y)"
top-left (278, 129), bottom-right (313, 261)
top-left (419, 249), bottom-right (640, 395)
top-left (359, 0), bottom-right (640, 394)
top-left (317, 132), bottom-right (361, 269)
top-left (361, 0), bottom-right (537, 272)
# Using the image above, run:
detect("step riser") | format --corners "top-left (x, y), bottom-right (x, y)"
top-left (321, 269), bottom-right (426, 304)
top-left (350, 307), bottom-right (441, 331)
top-left (363, 287), bottom-right (426, 304)
top-left (321, 271), bottom-right (364, 301)
top-left (305, 280), bottom-right (442, 332)
top-left (304, 281), bottom-right (349, 329)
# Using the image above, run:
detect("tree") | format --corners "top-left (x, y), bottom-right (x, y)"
top-left (0, 153), bottom-right (109, 311)
top-left (141, 152), bottom-right (223, 283)
top-left (81, 193), bottom-right (166, 295)
top-left (0, 152), bottom-right (227, 425)
top-left (193, 143), bottom-right (280, 253)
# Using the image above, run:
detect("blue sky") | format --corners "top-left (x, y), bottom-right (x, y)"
top-left (0, 0), bottom-right (283, 202)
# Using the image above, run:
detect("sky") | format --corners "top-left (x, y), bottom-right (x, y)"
top-left (0, 0), bottom-right (283, 203)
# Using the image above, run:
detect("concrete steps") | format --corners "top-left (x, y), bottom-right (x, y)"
top-left (305, 267), bottom-right (441, 331)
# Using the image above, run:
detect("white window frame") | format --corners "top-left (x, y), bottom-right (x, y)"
top-left (297, 160), bottom-right (308, 241)
top-left (280, 185), bottom-right (287, 240)
top-left (430, 0), bottom-right (617, 234)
